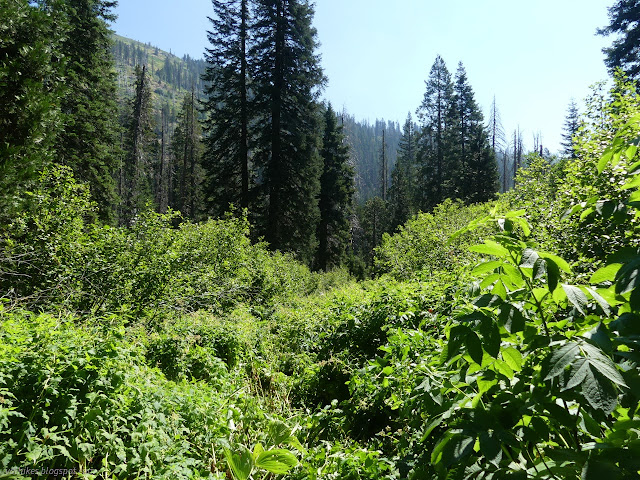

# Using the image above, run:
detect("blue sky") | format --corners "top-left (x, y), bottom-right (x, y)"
top-left (111, 0), bottom-right (612, 153)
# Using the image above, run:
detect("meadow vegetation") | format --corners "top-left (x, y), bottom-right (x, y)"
top-left (1, 77), bottom-right (640, 479)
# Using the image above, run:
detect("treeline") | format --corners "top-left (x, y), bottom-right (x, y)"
top-left (2, 0), bottom-right (535, 275)
top-left (112, 37), bottom-right (207, 93)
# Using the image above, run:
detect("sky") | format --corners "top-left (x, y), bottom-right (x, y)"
top-left (111, 0), bottom-right (613, 154)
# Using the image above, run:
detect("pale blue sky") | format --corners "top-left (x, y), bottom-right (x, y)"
top-left (112, 0), bottom-right (612, 153)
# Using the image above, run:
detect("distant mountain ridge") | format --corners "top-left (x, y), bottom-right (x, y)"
top-left (110, 33), bottom-right (400, 203)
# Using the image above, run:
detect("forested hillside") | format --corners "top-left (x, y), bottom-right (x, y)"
top-left (2, 0), bottom-right (640, 479)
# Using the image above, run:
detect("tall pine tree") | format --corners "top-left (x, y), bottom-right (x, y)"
top-left (0, 0), bottom-right (66, 221)
top-left (316, 104), bottom-right (354, 271)
top-left (201, 0), bottom-right (251, 217)
top-left (251, 0), bottom-right (325, 263)
top-left (388, 113), bottom-right (417, 229)
top-left (598, 0), bottom-right (640, 79)
top-left (172, 90), bottom-right (203, 220)
top-left (54, 0), bottom-right (120, 222)
top-left (451, 62), bottom-right (498, 203)
top-left (561, 99), bottom-right (580, 159)
top-left (120, 65), bottom-right (156, 225)
top-left (416, 55), bottom-right (454, 210)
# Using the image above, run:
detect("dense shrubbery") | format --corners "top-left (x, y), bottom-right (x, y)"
top-left (2, 80), bottom-right (640, 479)
top-left (0, 165), bottom-right (318, 316)
top-left (375, 199), bottom-right (494, 280)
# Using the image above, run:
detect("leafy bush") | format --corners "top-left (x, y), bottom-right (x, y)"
top-left (374, 199), bottom-right (493, 280)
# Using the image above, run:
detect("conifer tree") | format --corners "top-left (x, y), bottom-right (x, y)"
top-left (0, 0), bottom-right (66, 221)
top-left (451, 62), bottom-right (498, 203)
top-left (201, 0), bottom-right (251, 217)
top-left (172, 90), bottom-right (203, 220)
top-left (316, 104), bottom-right (355, 271)
top-left (54, 0), bottom-right (121, 222)
top-left (416, 55), bottom-right (454, 210)
top-left (598, 0), bottom-right (640, 79)
top-left (251, 0), bottom-right (325, 263)
top-left (120, 65), bottom-right (156, 225)
top-left (561, 99), bottom-right (580, 159)
top-left (388, 113), bottom-right (417, 229)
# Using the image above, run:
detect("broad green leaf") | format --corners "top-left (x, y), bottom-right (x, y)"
top-left (224, 446), bottom-right (253, 480)
top-left (493, 358), bottom-right (514, 379)
top-left (492, 279), bottom-right (507, 300)
top-left (520, 248), bottom-right (540, 268)
top-left (514, 217), bottom-right (531, 237)
top-left (621, 174), bottom-right (640, 190)
top-left (580, 342), bottom-right (627, 388)
top-left (562, 284), bottom-right (589, 316)
top-left (598, 150), bottom-right (614, 173)
top-left (545, 342), bottom-right (580, 380)
top-left (465, 331), bottom-right (484, 365)
top-left (479, 430), bottom-right (502, 467)
top-left (480, 272), bottom-right (501, 289)
top-left (590, 263), bottom-right (622, 284)
top-left (479, 318), bottom-right (501, 358)
top-left (615, 257), bottom-right (640, 295)
top-left (582, 458), bottom-right (623, 480)
top-left (498, 304), bottom-right (526, 334)
top-left (469, 240), bottom-right (510, 258)
top-left (502, 347), bottom-right (523, 372)
top-left (585, 287), bottom-right (611, 316)
top-left (540, 252), bottom-right (572, 274)
top-left (471, 260), bottom-right (503, 276)
top-left (267, 419), bottom-right (291, 445)
top-left (254, 449), bottom-right (298, 474)
top-left (502, 263), bottom-right (525, 288)
top-left (431, 432), bottom-right (475, 468)
top-left (564, 357), bottom-right (591, 391)
top-left (580, 367), bottom-right (618, 414)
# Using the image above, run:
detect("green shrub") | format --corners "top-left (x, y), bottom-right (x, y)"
top-left (374, 199), bottom-right (493, 280)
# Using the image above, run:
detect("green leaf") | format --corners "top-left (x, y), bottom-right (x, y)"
top-left (580, 367), bottom-right (618, 414)
top-left (471, 260), bottom-right (503, 276)
top-left (615, 257), bottom-right (640, 295)
top-left (254, 448), bottom-right (298, 474)
top-left (498, 304), bottom-right (526, 334)
top-left (493, 358), bottom-right (514, 379)
top-left (469, 240), bottom-right (510, 258)
top-left (431, 432), bottom-right (476, 468)
top-left (562, 284), bottom-right (589, 316)
top-left (520, 248), bottom-right (540, 269)
top-left (502, 347), bottom-right (523, 372)
top-left (224, 446), bottom-right (253, 480)
top-left (540, 252), bottom-right (572, 274)
top-left (590, 264), bottom-right (622, 284)
top-left (621, 174), bottom-right (640, 190)
top-left (545, 342), bottom-right (580, 381)
top-left (479, 318), bottom-right (501, 358)
top-left (582, 458), bottom-right (622, 480)
top-left (598, 150), bottom-right (614, 173)
top-left (465, 331), bottom-right (484, 365)
top-left (580, 342), bottom-right (627, 388)
top-left (267, 419), bottom-right (292, 445)
top-left (585, 287), bottom-right (611, 316)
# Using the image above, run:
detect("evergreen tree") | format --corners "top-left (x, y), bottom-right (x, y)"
top-left (415, 55), bottom-right (454, 210)
top-left (201, 0), bottom-right (251, 216)
top-left (451, 62), bottom-right (498, 203)
top-left (388, 113), bottom-right (417, 229)
top-left (561, 99), bottom-right (580, 159)
top-left (316, 104), bottom-right (355, 271)
top-left (171, 90), bottom-right (203, 220)
top-left (598, 0), bottom-right (640, 79)
top-left (379, 128), bottom-right (389, 201)
top-left (120, 65), bottom-right (156, 225)
top-left (0, 0), bottom-right (66, 221)
top-left (54, 0), bottom-right (121, 222)
top-left (251, 0), bottom-right (325, 263)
